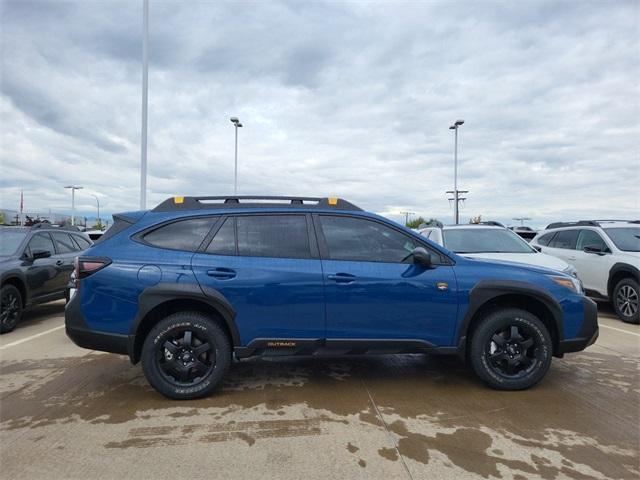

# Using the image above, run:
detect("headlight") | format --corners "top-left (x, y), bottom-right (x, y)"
top-left (563, 265), bottom-right (578, 278)
top-left (548, 275), bottom-right (583, 294)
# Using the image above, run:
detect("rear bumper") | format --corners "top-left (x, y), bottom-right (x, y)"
top-left (557, 297), bottom-right (599, 354)
top-left (65, 292), bottom-right (128, 355)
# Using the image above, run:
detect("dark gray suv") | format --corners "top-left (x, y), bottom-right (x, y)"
top-left (0, 225), bottom-right (92, 333)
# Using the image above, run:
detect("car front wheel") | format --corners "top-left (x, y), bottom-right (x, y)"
top-left (470, 308), bottom-right (552, 390)
top-left (1, 285), bottom-right (23, 334)
top-left (613, 278), bottom-right (639, 324)
top-left (141, 312), bottom-right (231, 399)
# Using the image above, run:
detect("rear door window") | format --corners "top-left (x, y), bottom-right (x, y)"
top-left (51, 232), bottom-right (78, 253)
top-left (143, 217), bottom-right (217, 252)
top-left (236, 215), bottom-right (311, 259)
top-left (26, 233), bottom-right (55, 256)
top-left (548, 230), bottom-right (579, 250)
top-left (206, 217), bottom-right (236, 255)
top-left (536, 232), bottom-right (556, 246)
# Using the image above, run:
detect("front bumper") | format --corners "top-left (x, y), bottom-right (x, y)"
top-left (557, 297), bottom-right (599, 354)
top-left (65, 291), bottom-right (128, 355)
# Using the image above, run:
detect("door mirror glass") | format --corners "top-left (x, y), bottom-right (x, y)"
top-left (32, 249), bottom-right (51, 259)
top-left (411, 247), bottom-right (433, 267)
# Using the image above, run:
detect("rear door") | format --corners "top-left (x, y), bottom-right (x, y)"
top-left (50, 232), bottom-right (80, 291)
top-left (315, 214), bottom-right (458, 346)
top-left (545, 229), bottom-right (579, 266)
top-left (191, 214), bottom-right (325, 345)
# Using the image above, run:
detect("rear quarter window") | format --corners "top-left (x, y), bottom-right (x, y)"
top-left (143, 217), bottom-right (217, 252)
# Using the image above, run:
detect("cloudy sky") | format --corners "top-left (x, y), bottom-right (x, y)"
top-left (1, 0), bottom-right (638, 227)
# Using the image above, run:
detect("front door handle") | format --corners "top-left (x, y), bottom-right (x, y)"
top-left (328, 273), bottom-right (356, 284)
top-left (56, 260), bottom-right (64, 266)
top-left (206, 268), bottom-right (236, 280)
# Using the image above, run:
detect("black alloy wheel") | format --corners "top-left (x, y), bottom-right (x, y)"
top-left (1, 285), bottom-right (23, 334)
top-left (485, 324), bottom-right (539, 379)
top-left (157, 329), bottom-right (216, 387)
top-left (141, 311), bottom-right (231, 399)
top-left (470, 308), bottom-right (552, 390)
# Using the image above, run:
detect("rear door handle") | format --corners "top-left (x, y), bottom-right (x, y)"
top-left (56, 260), bottom-right (64, 266)
top-left (568, 256), bottom-right (576, 261)
top-left (328, 273), bottom-right (356, 284)
top-left (206, 268), bottom-right (236, 280)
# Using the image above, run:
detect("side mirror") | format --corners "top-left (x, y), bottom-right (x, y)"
top-left (583, 245), bottom-right (606, 255)
top-left (411, 247), bottom-right (433, 268)
top-left (32, 249), bottom-right (52, 260)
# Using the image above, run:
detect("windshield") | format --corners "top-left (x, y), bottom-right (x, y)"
top-left (0, 230), bottom-right (27, 256)
top-left (443, 228), bottom-right (535, 254)
top-left (604, 227), bottom-right (640, 252)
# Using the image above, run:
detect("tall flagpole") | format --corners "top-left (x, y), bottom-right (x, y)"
top-left (140, 0), bottom-right (149, 210)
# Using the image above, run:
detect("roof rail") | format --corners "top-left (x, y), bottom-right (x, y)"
top-left (468, 221), bottom-right (505, 227)
top-left (29, 223), bottom-right (81, 231)
top-left (546, 219), bottom-right (640, 229)
top-left (546, 220), bottom-right (599, 229)
top-left (152, 196), bottom-right (363, 212)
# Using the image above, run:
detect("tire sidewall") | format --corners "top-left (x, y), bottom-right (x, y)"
top-left (613, 278), bottom-right (639, 324)
top-left (141, 313), bottom-right (231, 399)
top-left (470, 309), bottom-right (552, 390)
top-left (1, 285), bottom-right (23, 333)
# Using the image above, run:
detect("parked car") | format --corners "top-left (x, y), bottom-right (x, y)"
top-left (508, 226), bottom-right (538, 242)
top-left (531, 220), bottom-right (640, 324)
top-left (0, 225), bottom-right (92, 333)
top-left (418, 224), bottom-right (577, 277)
top-left (66, 196), bottom-right (597, 399)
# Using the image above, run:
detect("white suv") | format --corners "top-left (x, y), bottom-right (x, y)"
top-left (531, 220), bottom-right (640, 323)
top-left (418, 223), bottom-right (577, 275)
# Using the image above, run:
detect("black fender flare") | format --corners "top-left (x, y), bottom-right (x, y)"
top-left (128, 283), bottom-right (239, 361)
top-left (1, 271), bottom-right (28, 306)
top-left (607, 263), bottom-right (640, 297)
top-left (456, 279), bottom-right (564, 351)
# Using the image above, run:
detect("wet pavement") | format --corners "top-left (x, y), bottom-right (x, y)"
top-left (1, 301), bottom-right (638, 479)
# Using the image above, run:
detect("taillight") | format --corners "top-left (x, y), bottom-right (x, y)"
top-left (74, 256), bottom-right (111, 287)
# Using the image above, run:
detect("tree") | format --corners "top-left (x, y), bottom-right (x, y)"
top-left (406, 217), bottom-right (442, 229)
top-left (93, 219), bottom-right (104, 231)
top-left (0, 211), bottom-right (4, 225)
top-left (406, 216), bottom-right (426, 229)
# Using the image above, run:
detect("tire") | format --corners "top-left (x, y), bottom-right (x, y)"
top-left (469, 308), bottom-right (553, 390)
top-left (141, 311), bottom-right (231, 400)
top-left (613, 278), bottom-right (639, 324)
top-left (1, 285), bottom-right (23, 334)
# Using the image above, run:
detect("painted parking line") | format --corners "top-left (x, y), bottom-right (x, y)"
top-left (599, 324), bottom-right (640, 338)
top-left (0, 324), bottom-right (65, 350)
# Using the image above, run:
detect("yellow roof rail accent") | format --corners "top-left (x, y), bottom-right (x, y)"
top-left (328, 197), bottom-right (338, 205)
top-left (174, 196), bottom-right (184, 204)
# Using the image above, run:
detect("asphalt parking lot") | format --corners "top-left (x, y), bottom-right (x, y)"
top-left (1, 301), bottom-right (638, 480)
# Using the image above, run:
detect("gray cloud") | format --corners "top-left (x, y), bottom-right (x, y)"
top-left (1, 0), bottom-right (638, 228)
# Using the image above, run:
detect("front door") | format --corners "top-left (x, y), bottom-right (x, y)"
top-left (315, 215), bottom-right (459, 347)
top-left (191, 214), bottom-right (325, 345)
top-left (23, 232), bottom-right (60, 301)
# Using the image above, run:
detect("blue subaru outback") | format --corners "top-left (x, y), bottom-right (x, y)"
top-left (65, 196), bottom-right (598, 399)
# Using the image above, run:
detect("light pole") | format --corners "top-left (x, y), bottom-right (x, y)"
top-left (448, 119), bottom-right (465, 224)
top-left (230, 117), bottom-right (243, 195)
top-left (400, 211), bottom-right (415, 226)
top-left (91, 194), bottom-right (101, 229)
top-left (140, 0), bottom-right (149, 210)
top-left (64, 186), bottom-right (83, 226)
top-left (513, 217), bottom-right (531, 226)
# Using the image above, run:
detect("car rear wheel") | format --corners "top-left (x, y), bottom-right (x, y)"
top-left (613, 278), bottom-right (639, 324)
top-left (1, 285), bottom-right (23, 334)
top-left (470, 308), bottom-right (552, 390)
top-left (141, 312), bottom-right (231, 399)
